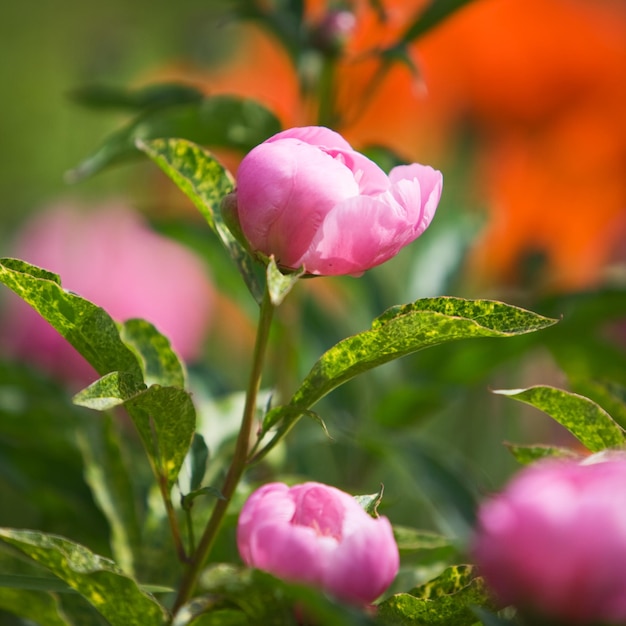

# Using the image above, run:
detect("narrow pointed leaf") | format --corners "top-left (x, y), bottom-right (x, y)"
top-left (262, 298), bottom-right (557, 438)
top-left (0, 529), bottom-right (168, 625)
top-left (69, 82), bottom-right (204, 111)
top-left (494, 386), bottom-right (626, 452)
top-left (399, 0), bottom-right (476, 44)
top-left (73, 371), bottom-right (147, 411)
top-left (137, 138), bottom-right (263, 302)
top-left (66, 95), bottom-right (281, 182)
top-left (569, 379), bottom-right (626, 431)
top-left (0, 259), bottom-right (143, 380)
top-left (120, 318), bottom-right (186, 388)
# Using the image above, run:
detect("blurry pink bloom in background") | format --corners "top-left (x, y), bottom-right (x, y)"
top-left (234, 126), bottom-right (442, 276)
top-left (472, 456), bottom-right (626, 625)
top-left (1, 202), bottom-right (213, 385)
top-left (237, 481), bottom-right (399, 605)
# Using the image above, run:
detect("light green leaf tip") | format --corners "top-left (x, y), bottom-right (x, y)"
top-left (494, 385), bottom-right (626, 453)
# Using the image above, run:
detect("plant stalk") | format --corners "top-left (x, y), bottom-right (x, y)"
top-left (172, 285), bottom-right (275, 614)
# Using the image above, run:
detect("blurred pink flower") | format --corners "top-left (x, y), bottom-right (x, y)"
top-left (237, 481), bottom-right (399, 605)
top-left (472, 456), bottom-right (626, 625)
top-left (2, 202), bottom-right (213, 385)
top-left (234, 126), bottom-right (442, 276)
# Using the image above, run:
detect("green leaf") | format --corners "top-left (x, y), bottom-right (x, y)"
top-left (125, 385), bottom-right (196, 487)
top-left (66, 95), bottom-right (281, 182)
top-left (266, 257), bottom-right (304, 306)
top-left (0, 529), bottom-right (168, 625)
top-left (137, 138), bottom-right (264, 303)
top-left (0, 586), bottom-right (71, 626)
top-left (494, 386), bottom-right (626, 452)
top-left (377, 565), bottom-right (493, 626)
top-left (76, 414), bottom-right (142, 576)
top-left (0, 259), bottom-right (143, 381)
top-left (262, 297), bottom-right (557, 440)
top-left (75, 378), bottom-right (196, 488)
top-left (69, 82), bottom-right (204, 111)
top-left (392, 527), bottom-right (454, 553)
top-left (73, 371), bottom-right (147, 411)
top-left (568, 378), bottom-right (626, 431)
top-left (398, 0), bottom-right (476, 44)
top-left (504, 442), bottom-right (580, 465)
top-left (120, 318), bottom-right (186, 388)
top-left (189, 433), bottom-right (210, 492)
top-left (354, 485), bottom-right (384, 517)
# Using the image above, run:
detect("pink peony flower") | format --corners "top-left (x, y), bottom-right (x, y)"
top-left (233, 126), bottom-right (442, 276)
top-left (2, 202), bottom-right (213, 385)
top-left (472, 456), bottom-right (626, 625)
top-left (237, 481), bottom-right (399, 605)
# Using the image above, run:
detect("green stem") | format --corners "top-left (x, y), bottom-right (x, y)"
top-left (172, 285), bottom-right (275, 614)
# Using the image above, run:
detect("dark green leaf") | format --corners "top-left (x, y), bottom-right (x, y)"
top-left (0, 259), bottom-right (143, 381)
top-left (69, 82), bottom-right (204, 111)
top-left (137, 138), bottom-right (264, 303)
top-left (66, 95), bottom-right (281, 182)
top-left (504, 442), bottom-right (580, 465)
top-left (76, 414), bottom-right (142, 575)
top-left (120, 318), bottom-right (186, 388)
top-left (0, 529), bottom-right (168, 625)
top-left (0, 587), bottom-right (70, 626)
top-left (189, 433), bottom-right (210, 492)
top-left (261, 298), bottom-right (557, 444)
top-left (494, 386), bottom-right (626, 453)
top-left (377, 565), bottom-right (493, 626)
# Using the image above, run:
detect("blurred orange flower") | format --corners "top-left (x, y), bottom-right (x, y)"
top-left (155, 0), bottom-right (626, 291)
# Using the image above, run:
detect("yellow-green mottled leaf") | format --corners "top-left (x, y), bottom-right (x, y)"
top-left (262, 298), bottom-right (557, 443)
top-left (495, 386), bottom-right (626, 452)
top-left (0, 529), bottom-right (167, 625)
top-left (0, 259), bottom-right (143, 382)
top-left (137, 138), bottom-right (263, 303)
top-left (74, 376), bottom-right (195, 487)
top-left (120, 318), bottom-right (186, 388)
top-left (377, 565), bottom-right (493, 626)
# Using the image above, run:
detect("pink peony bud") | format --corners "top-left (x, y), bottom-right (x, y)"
top-left (472, 457), bottom-right (626, 625)
top-left (234, 126), bottom-right (442, 276)
top-left (237, 481), bottom-right (399, 605)
top-left (1, 202), bottom-right (213, 385)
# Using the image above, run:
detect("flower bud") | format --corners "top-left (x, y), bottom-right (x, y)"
top-left (472, 457), bottom-right (626, 625)
top-left (234, 126), bottom-right (442, 276)
top-left (2, 202), bottom-right (213, 385)
top-left (237, 481), bottom-right (399, 605)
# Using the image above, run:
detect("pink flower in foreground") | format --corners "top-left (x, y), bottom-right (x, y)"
top-left (237, 481), bottom-right (399, 605)
top-left (472, 457), bottom-right (626, 625)
top-left (2, 202), bottom-right (213, 385)
top-left (233, 126), bottom-right (442, 275)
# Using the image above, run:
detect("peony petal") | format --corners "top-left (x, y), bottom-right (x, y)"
top-left (299, 194), bottom-right (417, 275)
top-left (248, 522), bottom-right (337, 588)
top-left (236, 138), bottom-right (360, 267)
top-left (390, 164), bottom-right (443, 234)
top-left (289, 483), bottom-right (349, 540)
top-left (321, 147), bottom-right (390, 196)
top-left (266, 125), bottom-right (353, 151)
top-left (325, 515), bottom-right (399, 604)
